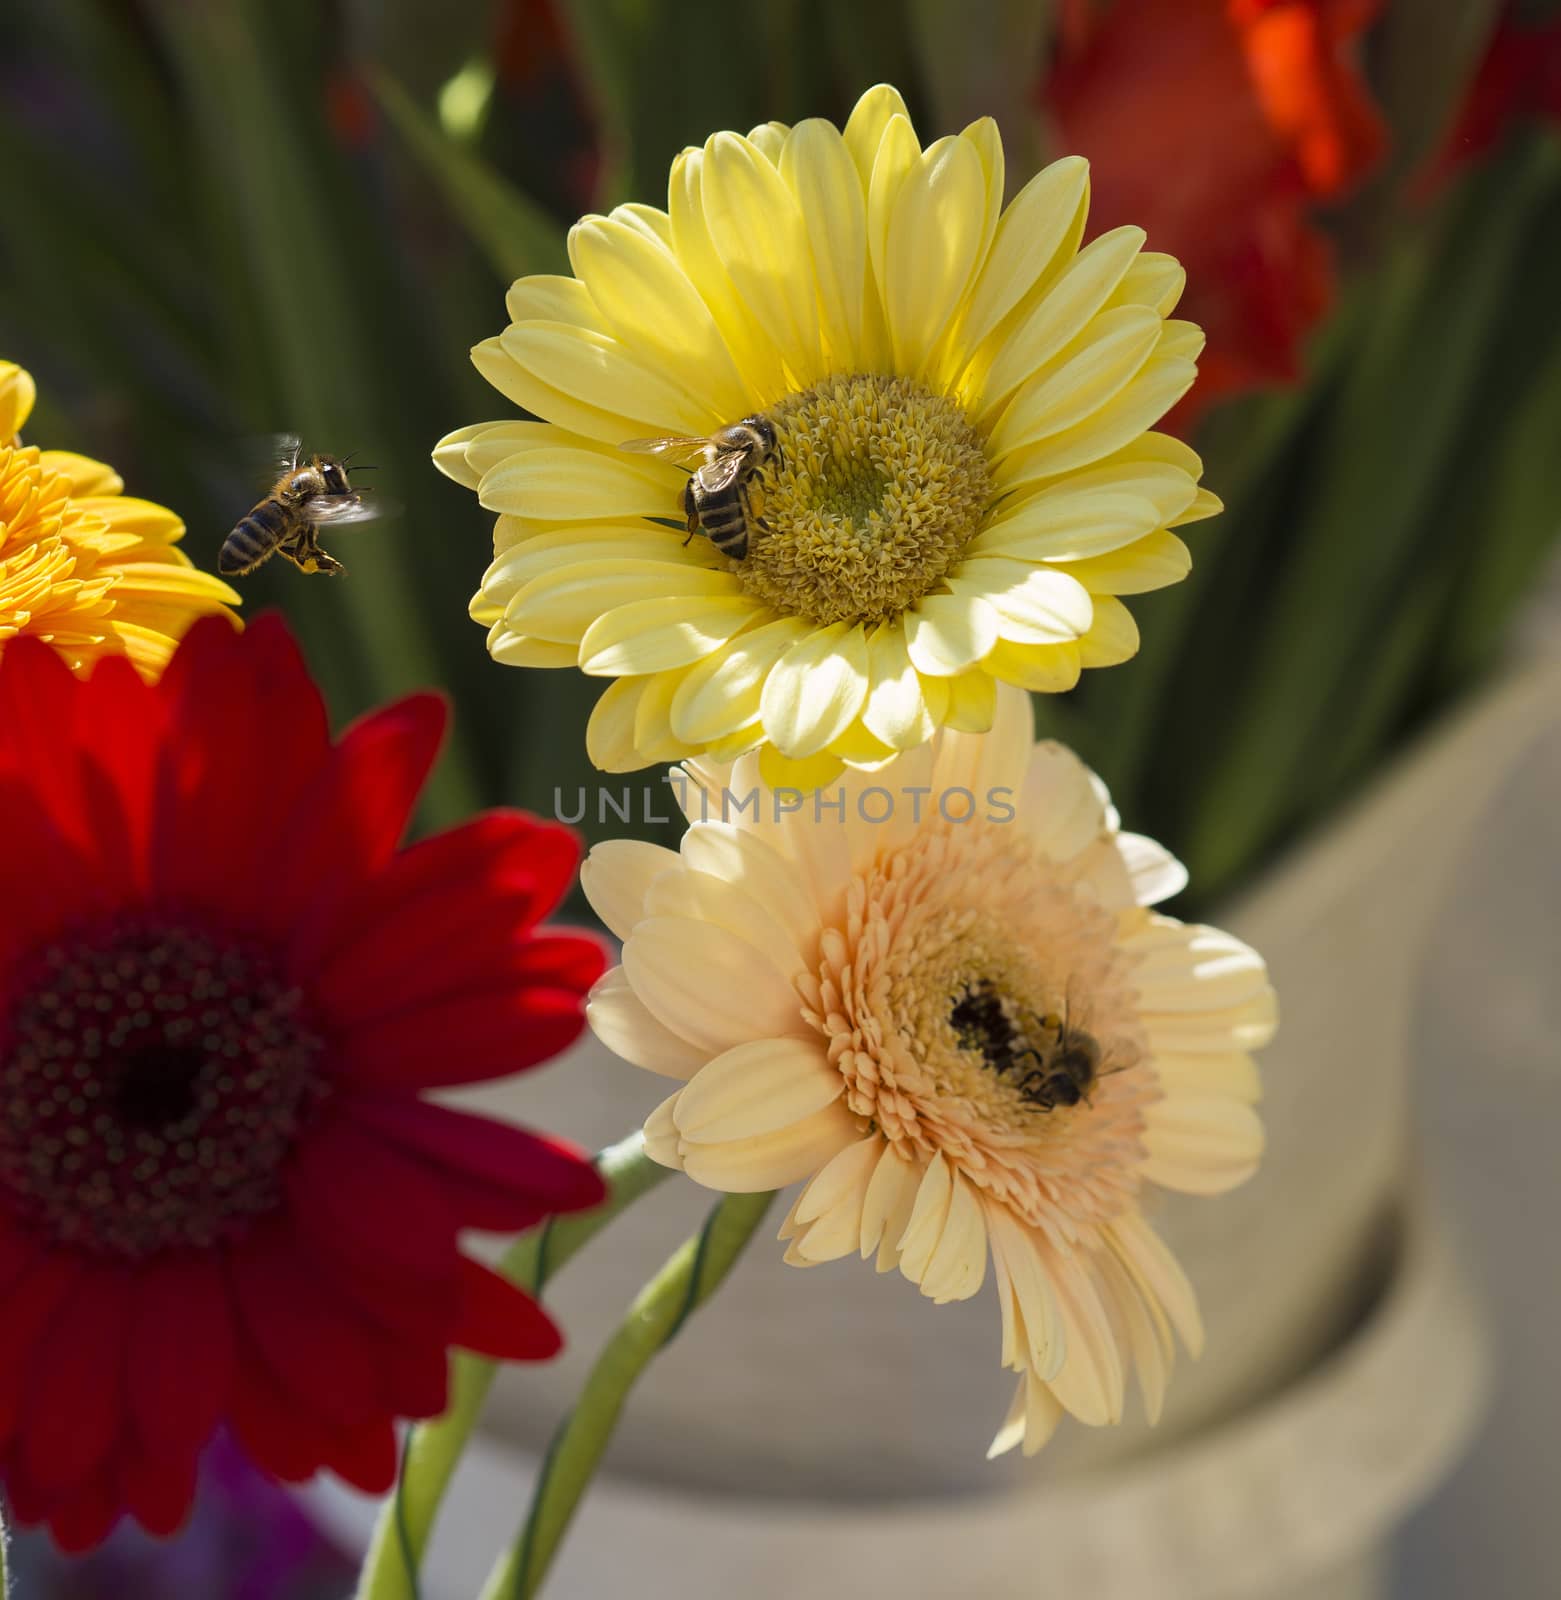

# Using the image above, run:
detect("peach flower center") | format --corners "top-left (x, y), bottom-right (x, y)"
top-left (807, 821), bottom-right (1156, 1245)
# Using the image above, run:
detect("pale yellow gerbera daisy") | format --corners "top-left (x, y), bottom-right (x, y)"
top-left (1, 360), bottom-right (239, 676)
top-left (438, 84), bottom-right (1218, 786)
top-left (581, 687), bottom-right (1274, 1455)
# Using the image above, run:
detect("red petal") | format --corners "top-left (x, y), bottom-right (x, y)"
top-left (126, 1254), bottom-right (234, 1460)
top-left (229, 1229), bottom-right (387, 1428)
top-left (296, 810), bottom-right (583, 984)
top-left (380, 1342), bottom-right (451, 1419)
top-left (22, 1269), bottom-right (132, 1493)
top-left (258, 693), bottom-right (447, 940)
top-left (351, 1097), bottom-right (605, 1217)
top-left (150, 612), bottom-right (327, 910)
top-left (228, 1346), bottom-right (334, 1482)
top-left (46, 1469), bottom-right (124, 1554)
top-left (0, 1256), bottom-right (81, 1449)
top-left (288, 1119), bottom-right (460, 1277)
top-left (340, 982), bottom-right (589, 1090)
top-left (0, 781), bottom-right (109, 967)
top-left (119, 1445), bottom-right (198, 1539)
top-left (77, 652), bottom-right (164, 891)
top-left (308, 1248), bottom-right (460, 1345)
top-left (452, 1259), bottom-right (561, 1362)
top-left (321, 1417), bottom-right (399, 1495)
top-left (0, 636), bottom-right (84, 820)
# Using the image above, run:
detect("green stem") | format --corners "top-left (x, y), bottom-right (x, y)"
top-left (478, 1190), bottom-right (778, 1600)
top-left (354, 1133), bottom-right (672, 1600)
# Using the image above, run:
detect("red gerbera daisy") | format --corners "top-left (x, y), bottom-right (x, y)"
top-left (0, 613), bottom-right (607, 1551)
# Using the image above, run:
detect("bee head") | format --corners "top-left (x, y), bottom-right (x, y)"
top-left (318, 458), bottom-right (350, 495)
top-left (743, 415), bottom-right (777, 456)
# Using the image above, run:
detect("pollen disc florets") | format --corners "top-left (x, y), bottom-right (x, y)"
top-left (811, 823), bottom-right (1155, 1240)
top-left (737, 374), bottom-right (993, 628)
top-left (0, 913), bottom-right (329, 1259)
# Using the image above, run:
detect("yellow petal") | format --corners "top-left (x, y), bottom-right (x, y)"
top-left (0, 360), bottom-right (37, 436)
top-left (984, 638), bottom-right (1082, 693)
top-left (1078, 594), bottom-right (1140, 666)
top-left (942, 667), bottom-right (997, 734)
top-left (568, 209), bottom-right (750, 419)
top-left (997, 354), bottom-right (1198, 484)
top-left (508, 559), bottom-right (742, 644)
top-left (579, 595), bottom-right (762, 676)
top-left (1170, 486), bottom-right (1224, 527)
top-left (904, 592), bottom-right (999, 676)
top-left (701, 131), bottom-right (822, 386)
top-left (949, 559), bottom-right (1093, 645)
top-left (585, 676), bottom-right (655, 771)
top-left (486, 630), bottom-right (579, 668)
top-left (1109, 252), bottom-right (1185, 317)
top-left (756, 744), bottom-right (846, 791)
top-left (759, 621), bottom-right (870, 759)
top-left (973, 226), bottom-right (1145, 420)
top-left (988, 305), bottom-right (1163, 458)
top-left (884, 134), bottom-right (987, 377)
top-left (842, 83), bottom-right (913, 189)
top-left (781, 118), bottom-right (873, 371)
top-left (949, 155), bottom-right (1090, 381)
top-left (477, 441), bottom-right (681, 524)
top-left (668, 148), bottom-right (789, 402)
top-left (1053, 529), bottom-right (1191, 595)
top-left (860, 622), bottom-right (935, 750)
top-left (498, 322), bottom-right (721, 440)
top-left (866, 114), bottom-right (921, 322)
top-left (670, 615), bottom-right (811, 743)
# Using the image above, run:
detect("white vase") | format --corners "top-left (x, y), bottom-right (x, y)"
top-left (316, 652), bottom-right (1561, 1597)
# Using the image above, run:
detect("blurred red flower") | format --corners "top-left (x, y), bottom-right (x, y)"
top-left (1420, 6), bottom-right (1561, 192)
top-left (1045, 0), bottom-right (1387, 422)
top-left (0, 614), bottom-right (607, 1551)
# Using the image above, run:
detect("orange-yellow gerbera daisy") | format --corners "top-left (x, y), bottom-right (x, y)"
top-left (582, 688), bottom-right (1275, 1454)
top-left (0, 360), bottom-right (239, 676)
top-left (439, 84), bottom-right (1218, 786)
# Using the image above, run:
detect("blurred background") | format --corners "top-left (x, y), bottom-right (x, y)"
top-left (3, 0), bottom-right (1560, 1595)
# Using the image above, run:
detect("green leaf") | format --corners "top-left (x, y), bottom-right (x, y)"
top-left (371, 70), bottom-right (569, 282)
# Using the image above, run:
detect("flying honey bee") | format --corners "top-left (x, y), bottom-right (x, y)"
top-left (618, 414), bottom-right (777, 560)
top-left (220, 436), bottom-right (378, 579)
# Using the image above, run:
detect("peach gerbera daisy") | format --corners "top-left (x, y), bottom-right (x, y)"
top-left (0, 359), bottom-right (238, 676)
top-left (582, 688), bottom-right (1275, 1453)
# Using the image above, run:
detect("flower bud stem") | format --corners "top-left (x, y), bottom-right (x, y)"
top-left (355, 1131), bottom-right (672, 1600)
top-left (480, 1189), bottom-right (777, 1600)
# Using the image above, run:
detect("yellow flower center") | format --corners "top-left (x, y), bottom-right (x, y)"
top-left (735, 373), bottom-right (993, 628)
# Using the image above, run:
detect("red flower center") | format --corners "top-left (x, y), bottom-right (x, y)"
top-left (0, 913), bottom-right (330, 1260)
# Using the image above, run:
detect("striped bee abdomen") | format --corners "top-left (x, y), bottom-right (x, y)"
top-left (220, 497), bottom-right (294, 576)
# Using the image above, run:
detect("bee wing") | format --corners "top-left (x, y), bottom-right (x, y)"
top-left (308, 493), bottom-right (381, 526)
top-left (269, 433), bottom-right (304, 473)
top-left (697, 450), bottom-right (748, 493)
top-left (617, 434), bottom-right (715, 466)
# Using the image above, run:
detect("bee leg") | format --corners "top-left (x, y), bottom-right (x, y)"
top-left (682, 479), bottom-right (700, 546)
